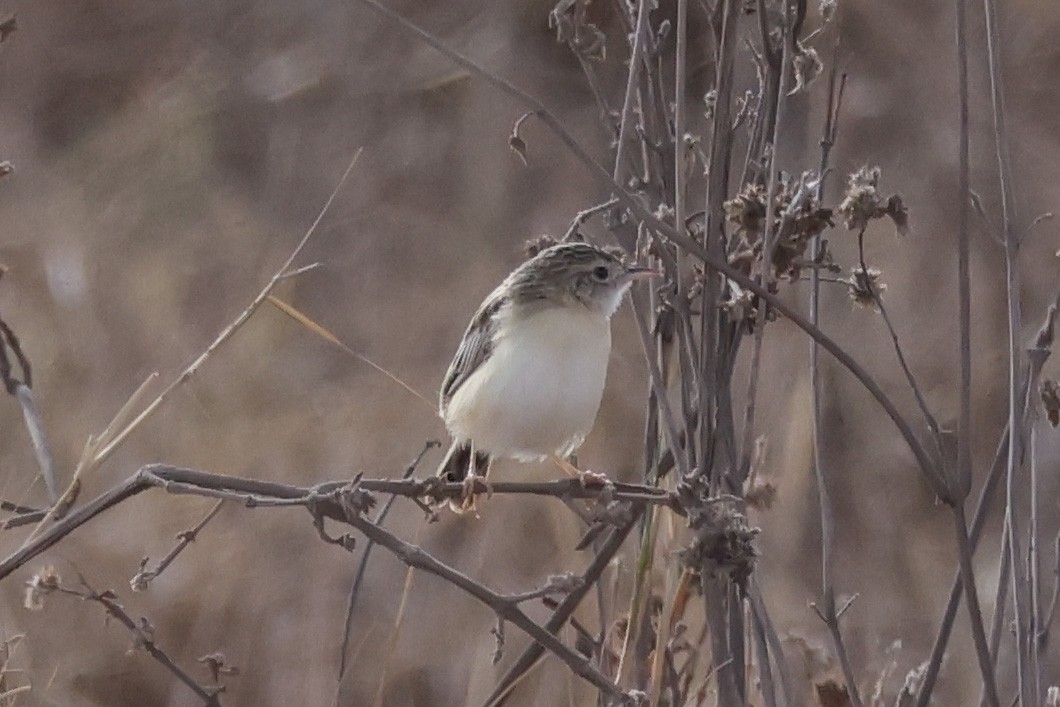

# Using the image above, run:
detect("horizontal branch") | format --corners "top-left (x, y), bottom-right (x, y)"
top-left (1, 463), bottom-right (657, 704)
top-left (0, 464), bottom-right (680, 582)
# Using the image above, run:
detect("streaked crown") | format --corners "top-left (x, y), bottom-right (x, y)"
top-left (505, 242), bottom-right (641, 316)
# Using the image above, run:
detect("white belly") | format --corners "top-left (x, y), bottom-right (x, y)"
top-left (445, 306), bottom-right (612, 460)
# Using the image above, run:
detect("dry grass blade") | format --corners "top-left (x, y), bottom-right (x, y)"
top-left (89, 148), bottom-right (363, 469)
top-left (266, 295), bottom-right (434, 411)
top-left (373, 565), bottom-right (416, 707)
top-left (15, 373), bottom-right (159, 553)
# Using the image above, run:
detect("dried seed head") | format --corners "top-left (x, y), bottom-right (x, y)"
top-left (703, 90), bottom-right (717, 121)
top-left (744, 479), bottom-right (777, 511)
top-left (846, 265), bottom-right (886, 310)
top-left (789, 43), bottom-right (823, 95)
top-left (820, 0), bottom-right (838, 23)
top-left (678, 492), bottom-right (759, 594)
top-left (838, 166), bottom-right (910, 236)
top-left (24, 565), bottom-right (60, 611)
top-left (1041, 379), bottom-right (1060, 427)
top-left (838, 166), bottom-right (884, 231)
top-left (725, 174), bottom-right (834, 284)
top-left (724, 184), bottom-right (768, 233)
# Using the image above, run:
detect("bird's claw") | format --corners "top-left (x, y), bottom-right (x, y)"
top-left (577, 469), bottom-right (610, 488)
top-left (453, 473), bottom-right (493, 513)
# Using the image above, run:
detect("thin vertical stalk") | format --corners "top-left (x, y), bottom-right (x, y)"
top-left (952, 503), bottom-right (1000, 707)
top-left (980, 513), bottom-right (1011, 707)
top-left (698, 0), bottom-right (738, 489)
top-left (613, 0), bottom-right (651, 185)
top-left (1029, 424), bottom-right (1043, 701)
top-left (737, 0), bottom-right (792, 486)
top-left (809, 64), bottom-right (862, 707)
top-left (954, 0), bottom-right (973, 504)
top-left (982, 0), bottom-right (1031, 701)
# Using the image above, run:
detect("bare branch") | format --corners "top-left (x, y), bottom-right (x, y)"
top-left (130, 499), bottom-right (225, 591)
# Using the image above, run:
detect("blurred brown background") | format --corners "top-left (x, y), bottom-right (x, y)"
top-left (0, 0), bottom-right (1059, 705)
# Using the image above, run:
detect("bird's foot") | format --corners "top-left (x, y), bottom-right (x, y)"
top-left (550, 455), bottom-right (610, 488)
top-left (451, 472), bottom-right (493, 513)
top-left (576, 469), bottom-right (611, 488)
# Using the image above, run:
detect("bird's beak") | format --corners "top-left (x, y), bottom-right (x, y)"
top-left (623, 264), bottom-right (663, 281)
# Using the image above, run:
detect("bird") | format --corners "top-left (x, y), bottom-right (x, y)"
top-left (436, 241), bottom-right (659, 508)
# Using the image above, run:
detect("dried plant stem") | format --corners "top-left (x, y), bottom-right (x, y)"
top-left (747, 578), bottom-right (794, 706)
top-left (954, 0), bottom-right (973, 503)
top-left (373, 565), bottom-right (416, 707)
top-left (1029, 423), bottom-right (1043, 698)
top-left (336, 440), bottom-right (437, 698)
top-left (92, 149), bottom-right (363, 469)
top-left (673, 0), bottom-right (689, 299)
top-left (855, 230), bottom-right (941, 447)
top-left (6, 464), bottom-right (648, 704)
top-left (612, 0), bottom-right (651, 184)
top-left (740, 0), bottom-right (793, 488)
top-left (56, 578), bottom-right (222, 705)
top-left (981, 512), bottom-right (1011, 707)
top-left (698, 0), bottom-right (739, 486)
top-left (131, 499), bottom-right (225, 589)
top-left (951, 503), bottom-right (999, 707)
top-left (482, 510), bottom-right (642, 707)
top-left (12, 384), bottom-right (57, 504)
top-left (809, 63), bottom-right (863, 707)
top-left (981, 0), bottom-right (1031, 700)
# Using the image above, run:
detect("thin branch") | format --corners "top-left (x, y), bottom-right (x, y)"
top-left (809, 60), bottom-right (863, 707)
top-left (1037, 529), bottom-right (1060, 649)
top-left (4, 465), bottom-right (656, 704)
top-left (612, 0), bottom-right (651, 184)
top-left (0, 466), bottom-right (671, 583)
top-left (130, 499), bottom-right (225, 591)
top-left (739, 0), bottom-right (794, 492)
top-left (336, 440), bottom-right (439, 693)
top-left (49, 576), bottom-right (222, 705)
top-left (747, 578), bottom-right (794, 707)
top-left (952, 502), bottom-right (1000, 707)
top-left (982, 0), bottom-right (1030, 699)
top-left (482, 509), bottom-right (643, 707)
top-left (90, 149), bottom-right (363, 468)
top-left (855, 230), bottom-right (942, 448)
top-left (562, 198), bottom-right (620, 241)
top-left (982, 517), bottom-right (1011, 707)
top-left (698, 0), bottom-right (739, 487)
top-left (341, 508), bottom-right (636, 702)
top-left (954, 0), bottom-right (973, 503)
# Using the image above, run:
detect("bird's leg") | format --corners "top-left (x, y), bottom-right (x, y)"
top-left (457, 443), bottom-right (493, 512)
top-left (550, 454), bottom-right (610, 488)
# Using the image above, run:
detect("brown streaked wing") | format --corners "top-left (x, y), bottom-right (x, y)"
top-left (439, 288), bottom-right (507, 414)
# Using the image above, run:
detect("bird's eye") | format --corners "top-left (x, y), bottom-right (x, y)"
top-left (592, 266), bottom-right (610, 281)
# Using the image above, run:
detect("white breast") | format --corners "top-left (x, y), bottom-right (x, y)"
top-left (444, 304), bottom-right (612, 461)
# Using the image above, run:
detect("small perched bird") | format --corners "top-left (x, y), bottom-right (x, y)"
top-left (437, 242), bottom-right (658, 504)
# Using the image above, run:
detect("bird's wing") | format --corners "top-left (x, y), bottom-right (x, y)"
top-left (439, 289), bottom-right (507, 415)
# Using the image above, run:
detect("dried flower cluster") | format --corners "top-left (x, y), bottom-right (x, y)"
top-left (23, 565), bottom-right (59, 611)
top-left (847, 265), bottom-right (887, 310)
top-left (548, 0), bottom-right (606, 62)
top-left (837, 165), bottom-right (909, 236)
top-left (1041, 379), bottom-right (1060, 427)
top-left (677, 489), bottom-right (759, 593)
top-left (725, 173), bottom-right (835, 283)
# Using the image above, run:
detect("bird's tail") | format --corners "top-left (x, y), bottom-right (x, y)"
top-left (437, 440), bottom-right (491, 482)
